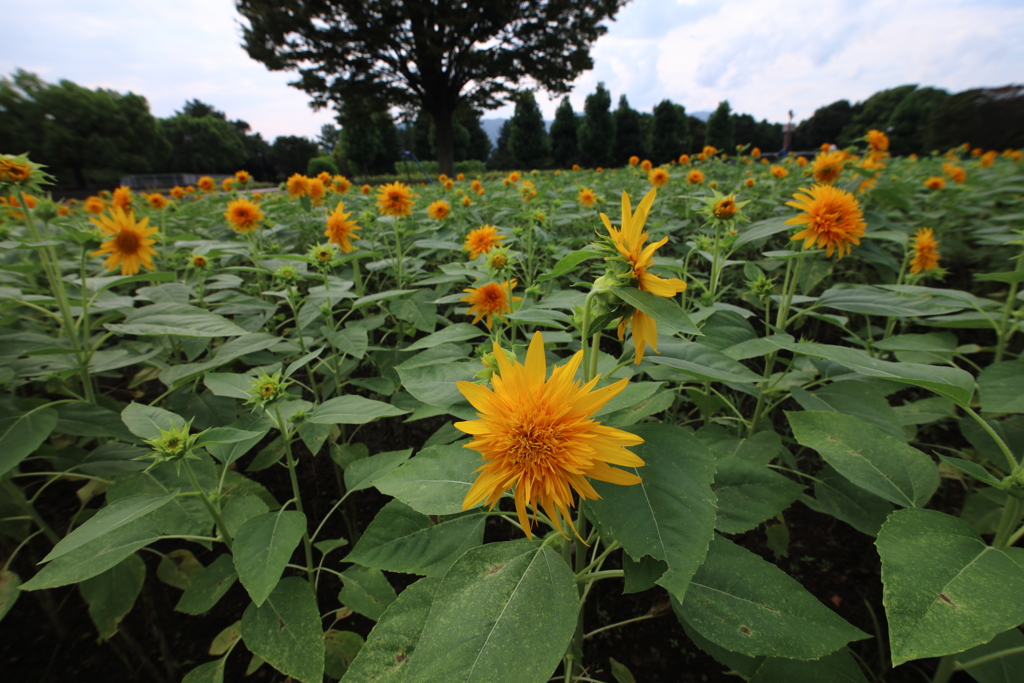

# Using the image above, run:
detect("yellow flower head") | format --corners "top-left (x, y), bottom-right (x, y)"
top-left (909, 228), bottom-right (940, 274)
top-left (235, 170), bottom-right (252, 184)
top-left (702, 145), bottom-right (718, 157)
top-left (866, 130), bottom-right (890, 153)
top-left (0, 157), bottom-right (32, 183)
top-left (687, 169), bottom-right (705, 185)
top-left (185, 185), bottom-right (195, 194)
top-left (444, 179), bottom-right (455, 191)
top-left (308, 178), bottom-right (327, 205)
top-left (678, 154), bottom-right (690, 165)
top-left (578, 187), bottom-right (598, 207)
top-left (471, 179), bottom-right (484, 195)
top-left (170, 186), bottom-right (185, 200)
top-left (629, 156), bottom-right (640, 166)
top-left (375, 181), bottom-right (414, 217)
top-left (507, 171), bottom-right (521, 184)
top-left (600, 189), bottom-right (687, 363)
top-left (796, 156), bottom-right (809, 168)
top-left (457, 331), bottom-right (645, 541)
top-left (980, 150), bottom-right (998, 168)
top-left (942, 163), bottom-right (967, 183)
top-left (745, 177), bottom-right (756, 187)
top-left (811, 150), bottom-right (846, 184)
top-left (648, 168), bottom-right (669, 187)
top-left (222, 177), bottom-right (236, 192)
top-left (924, 176), bottom-right (946, 190)
top-left (287, 173), bottom-right (310, 198)
top-left (89, 207), bottom-right (159, 275)
top-left (461, 279), bottom-right (521, 330)
top-left (640, 159), bottom-right (652, 172)
top-left (111, 185), bottom-right (133, 210)
top-left (428, 199), bottom-right (451, 220)
top-left (457, 173), bottom-right (465, 181)
top-left (332, 175), bottom-right (351, 194)
top-left (147, 193), bottom-right (169, 210)
top-left (572, 164), bottom-right (581, 172)
top-left (360, 184), bottom-right (372, 195)
top-left (464, 225), bottom-right (505, 259)
top-left (751, 147), bottom-right (761, 158)
top-left (223, 198), bottom-right (265, 233)
top-left (786, 184), bottom-right (866, 259)
top-left (713, 195), bottom-right (738, 219)
top-left (84, 196), bottom-right (106, 215)
top-left (197, 176), bottom-right (215, 192)
top-left (324, 201), bottom-right (362, 253)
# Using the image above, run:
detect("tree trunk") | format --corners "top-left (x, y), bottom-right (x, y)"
top-left (432, 107), bottom-right (456, 177)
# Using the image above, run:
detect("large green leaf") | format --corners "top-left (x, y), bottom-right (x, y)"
top-left (120, 401), bottom-right (186, 440)
top-left (55, 401), bottom-right (136, 442)
top-left (611, 287), bottom-right (701, 336)
top-left (675, 534), bottom-right (868, 659)
top-left (322, 325), bottom-right (369, 359)
top-left (978, 361), bottom-right (1024, 415)
top-left (346, 500), bottom-right (485, 577)
top-left (0, 570), bottom-right (21, 624)
top-left (403, 540), bottom-right (578, 683)
top-left (233, 510), bottom-right (307, 606)
top-left (817, 285), bottom-right (963, 317)
top-left (770, 338), bottom-right (975, 407)
top-left (176, 554), bottom-right (238, 615)
top-left (749, 648), bottom-right (869, 683)
top-left (308, 395), bottom-right (409, 424)
top-left (536, 248), bottom-right (601, 282)
top-left (647, 342), bottom-right (763, 383)
top-left (876, 508), bottom-right (1024, 666)
top-left (106, 303), bottom-right (248, 337)
top-left (811, 465), bottom-right (894, 536)
top-left (0, 407), bottom-right (58, 477)
top-left (374, 443), bottom-right (480, 515)
top-left (733, 216), bottom-right (792, 248)
top-left (586, 424), bottom-right (717, 601)
top-left (241, 576), bottom-right (324, 683)
top-left (791, 382), bottom-right (905, 441)
top-left (712, 458), bottom-right (804, 534)
top-left (788, 411), bottom-right (939, 508)
top-left (79, 553), bottom-right (146, 640)
top-left (344, 449), bottom-right (413, 493)
top-left (405, 323), bottom-right (485, 351)
top-left (341, 577), bottom-right (441, 683)
top-left (21, 517), bottom-right (161, 590)
top-left (339, 565), bottom-right (397, 621)
top-left (956, 627), bottom-right (1024, 683)
top-left (106, 461), bottom-right (217, 538)
top-left (42, 492), bottom-right (177, 563)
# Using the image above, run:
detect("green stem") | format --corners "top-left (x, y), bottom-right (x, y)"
top-left (992, 496), bottom-right (1021, 548)
top-left (931, 653), bottom-right (958, 683)
top-left (963, 406), bottom-right (1018, 473)
top-left (276, 406), bottom-right (316, 588)
top-left (957, 645), bottom-right (1024, 671)
top-left (182, 459), bottom-right (232, 550)
top-left (994, 251), bottom-right (1023, 363)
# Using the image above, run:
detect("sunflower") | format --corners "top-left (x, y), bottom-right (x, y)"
top-left (648, 168), bottom-right (669, 187)
top-left (197, 176), bottom-right (215, 192)
top-left (810, 150), bottom-right (846, 184)
top-left (287, 173), bottom-right (310, 198)
top-left (678, 154), bottom-right (690, 165)
top-left (796, 156), bottom-right (809, 168)
top-left (457, 331), bottom-right (644, 540)
top-left (0, 157), bottom-right (32, 183)
top-left (713, 195), bottom-right (738, 219)
top-left (640, 159), bottom-right (652, 172)
top-left (909, 228), bottom-right (940, 274)
top-left (235, 170), bottom-right (252, 184)
top-left (745, 177), bottom-right (756, 187)
top-left (461, 279), bottom-right (521, 330)
top-left (457, 173), bottom-right (465, 181)
top-left (507, 171), bottom-right (521, 184)
top-left (360, 184), bottom-right (371, 195)
top-left (223, 198), bottom-right (265, 233)
top-left (221, 177), bottom-right (236, 192)
top-left (170, 186), bottom-right (185, 200)
top-left (629, 156), bottom-right (640, 166)
top-left (942, 163), bottom-right (967, 184)
top-left (332, 175), bottom-right (351, 194)
top-left (462, 195), bottom-right (473, 207)
top-left (444, 179), bottom-right (455, 191)
top-left (702, 145), bottom-right (718, 157)
top-left (866, 130), bottom-right (889, 153)
top-left (572, 164), bottom-right (581, 171)
top-left (601, 189), bottom-right (687, 364)
top-left (428, 199), bottom-right (451, 220)
top-left (111, 186), bottom-right (133, 210)
top-left (687, 169), bottom-right (705, 185)
top-left (471, 179), bottom-right (485, 195)
top-left (324, 201), bottom-right (362, 253)
top-left (308, 178), bottom-right (327, 205)
top-left (375, 181), bottom-right (414, 217)
top-left (578, 187), bottom-right (597, 208)
top-left (89, 207), bottom-right (158, 275)
top-left (464, 225), bottom-right (505, 259)
top-left (147, 193), bottom-right (169, 210)
top-left (785, 184), bottom-right (866, 259)
top-left (980, 150), bottom-right (998, 168)
top-left (84, 196), bottom-right (106, 215)
top-left (751, 147), bottom-right (761, 159)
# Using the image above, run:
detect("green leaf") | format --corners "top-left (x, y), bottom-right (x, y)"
top-left (788, 411), bottom-right (939, 508)
top-left (345, 449), bottom-right (413, 493)
top-left (610, 287), bottom-right (701, 336)
top-left (675, 534), bottom-right (868, 659)
top-left (106, 461), bottom-right (217, 538)
top-left (0, 407), bottom-right (58, 477)
top-left (975, 271), bottom-right (1024, 284)
top-left (396, 361), bottom-right (477, 408)
top-left (749, 648), bottom-right (869, 683)
top-left (322, 325), bottom-right (369, 359)
top-left (106, 303), bottom-right (248, 337)
top-left (537, 248), bottom-right (601, 283)
top-left (405, 323), bottom-right (485, 351)
top-left (241, 576), bottom-right (325, 683)
top-left (877, 508), bottom-right (1024, 666)
top-left (339, 565), bottom-right (397, 621)
top-left (712, 458), bottom-right (804, 534)
top-left (120, 401), bottom-right (185, 440)
top-left (176, 554), bottom-right (239, 615)
top-left (791, 382), bottom-right (905, 441)
top-left (678, 616), bottom-right (765, 678)
top-left (609, 657), bottom-right (636, 683)
top-left (872, 332), bottom-right (958, 365)
top-left (233, 510), bottom-right (307, 606)
top-left (353, 289), bottom-right (418, 309)
top-left (622, 554), bottom-right (667, 594)
top-left (770, 338), bottom-right (975, 407)
top-left (180, 658), bottom-right (226, 683)
top-left (346, 500), bottom-right (486, 577)
top-left (79, 553), bottom-right (146, 640)
top-left (308, 395), bottom-right (409, 424)
top-left (403, 540), bottom-right (578, 683)
top-left (978, 361), bottom-right (1024, 414)
top-left (341, 577), bottom-right (440, 683)
top-left (324, 630), bottom-right (364, 679)
top-left (733, 216), bottom-right (792, 247)
top-left (55, 401), bottom-right (136, 442)
top-left (938, 456), bottom-right (1004, 487)
top-left (0, 570), bottom-right (21, 624)
top-left (43, 492), bottom-right (177, 564)
top-left (955, 626), bottom-right (1024, 683)
top-left (647, 341), bottom-right (762, 383)
top-left (392, 293), bottom-right (437, 333)
top-left (21, 517), bottom-right (161, 590)
top-left (586, 424), bottom-right (717, 602)
top-left (157, 548), bottom-right (203, 590)
top-left (194, 427), bottom-right (264, 449)
top-left (817, 285), bottom-right (963, 317)
top-left (203, 373), bottom-right (254, 399)
top-left (812, 465), bottom-right (894, 536)
top-left (374, 443), bottom-right (479, 515)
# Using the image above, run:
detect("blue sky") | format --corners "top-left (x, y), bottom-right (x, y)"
top-left (4, 0), bottom-right (1023, 141)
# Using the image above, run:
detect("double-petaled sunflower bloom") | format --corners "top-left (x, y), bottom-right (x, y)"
top-left (332, 175), bottom-right (351, 194)
top-left (687, 169), bottom-right (705, 184)
top-left (457, 331), bottom-right (645, 540)
top-left (90, 207), bottom-right (159, 275)
top-left (223, 198), bottom-right (265, 233)
top-left (578, 187), bottom-right (598, 207)
top-left (461, 280), bottom-right (521, 330)
top-left (909, 228), bottom-right (940, 274)
top-left (197, 176), bottom-right (215, 192)
top-left (324, 201), bottom-right (361, 253)
top-left (924, 176), bottom-right (946, 190)
top-left (601, 189), bottom-right (687, 364)
top-left (786, 185), bottom-right (866, 259)
top-left (287, 173), bottom-right (310, 198)
top-left (111, 185), bottom-right (133, 211)
top-left (464, 225), bottom-right (505, 259)
top-left (427, 199), bottom-right (451, 220)
top-left (375, 181), bottom-right (414, 217)
top-left (648, 168), bottom-right (670, 187)
top-left (810, 150), bottom-right (846, 184)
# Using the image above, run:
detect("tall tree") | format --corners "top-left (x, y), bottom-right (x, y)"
top-left (489, 120), bottom-right (516, 170)
top-left (792, 100), bottom-right (853, 150)
top-left (458, 106), bottom-right (492, 162)
top-left (508, 91), bottom-right (549, 168)
top-left (687, 116), bottom-right (706, 153)
top-left (160, 115), bottom-right (248, 174)
top-left (318, 124), bottom-right (340, 154)
top-left (650, 99), bottom-right (684, 164)
top-left (237, 0), bottom-right (625, 176)
top-left (577, 82), bottom-right (613, 167)
top-left (611, 95), bottom-right (643, 166)
top-left (179, 99), bottom-right (226, 120)
top-left (925, 86), bottom-right (1024, 152)
top-left (705, 100), bottom-right (735, 151)
top-left (837, 84), bottom-right (916, 146)
top-left (886, 87), bottom-right (948, 155)
top-left (549, 97), bottom-right (579, 168)
top-left (271, 135), bottom-right (320, 179)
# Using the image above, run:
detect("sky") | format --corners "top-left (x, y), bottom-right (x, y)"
top-left (4, 0), bottom-right (1024, 141)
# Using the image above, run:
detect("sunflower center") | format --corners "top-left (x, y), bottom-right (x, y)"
top-left (505, 418), bottom-right (563, 468)
top-left (114, 229), bottom-right (141, 254)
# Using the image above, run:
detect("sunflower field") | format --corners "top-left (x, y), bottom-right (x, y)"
top-left (1, 139), bottom-right (1024, 683)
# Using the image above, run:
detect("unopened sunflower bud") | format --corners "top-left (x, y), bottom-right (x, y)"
top-left (475, 347), bottom-right (518, 381)
top-left (247, 370), bottom-right (291, 407)
top-left (139, 420), bottom-right (202, 472)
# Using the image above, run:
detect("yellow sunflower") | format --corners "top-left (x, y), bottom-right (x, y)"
top-left (332, 175), bottom-right (351, 194)
top-left (648, 168), bottom-right (669, 187)
top-left (810, 150), bottom-right (846, 184)
top-left (457, 331), bottom-right (645, 541)
top-left (785, 184), bottom-right (866, 259)
top-left (197, 176), bottom-right (215, 192)
top-left (111, 186), bottom-right (133, 211)
top-left (147, 193), bottom-right (169, 210)
top-left (89, 207), bottom-right (158, 275)
top-left (360, 184), bottom-right (371, 195)
top-left (308, 178), bottom-right (327, 205)
top-left (375, 181), bottom-right (415, 217)
top-left (170, 186), bottom-right (185, 200)
top-left (471, 179), bottom-right (484, 195)
top-left (629, 156), bottom-right (640, 166)
top-left (640, 159), bottom-right (652, 172)
top-left (464, 225), bottom-right (505, 259)
top-left (223, 198), bottom-right (265, 233)
top-left (924, 176), bottom-right (946, 190)
top-left (428, 199), bottom-right (451, 220)
top-left (235, 170), bottom-right (252, 184)
top-left (687, 169), bottom-right (705, 185)
top-left (678, 154), bottom-right (690, 165)
top-left (866, 130), bottom-right (889, 153)
top-left (600, 189), bottom-right (687, 364)
top-left (84, 196), bottom-right (106, 215)
top-left (910, 228), bottom-right (940, 274)
top-left (287, 173), bottom-right (310, 198)
top-left (461, 279), bottom-right (521, 330)
top-left (578, 187), bottom-right (598, 208)
top-left (324, 201), bottom-right (361, 253)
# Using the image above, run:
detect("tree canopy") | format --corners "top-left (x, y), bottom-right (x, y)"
top-left (236, 0), bottom-right (625, 175)
top-left (705, 100), bottom-right (735, 151)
